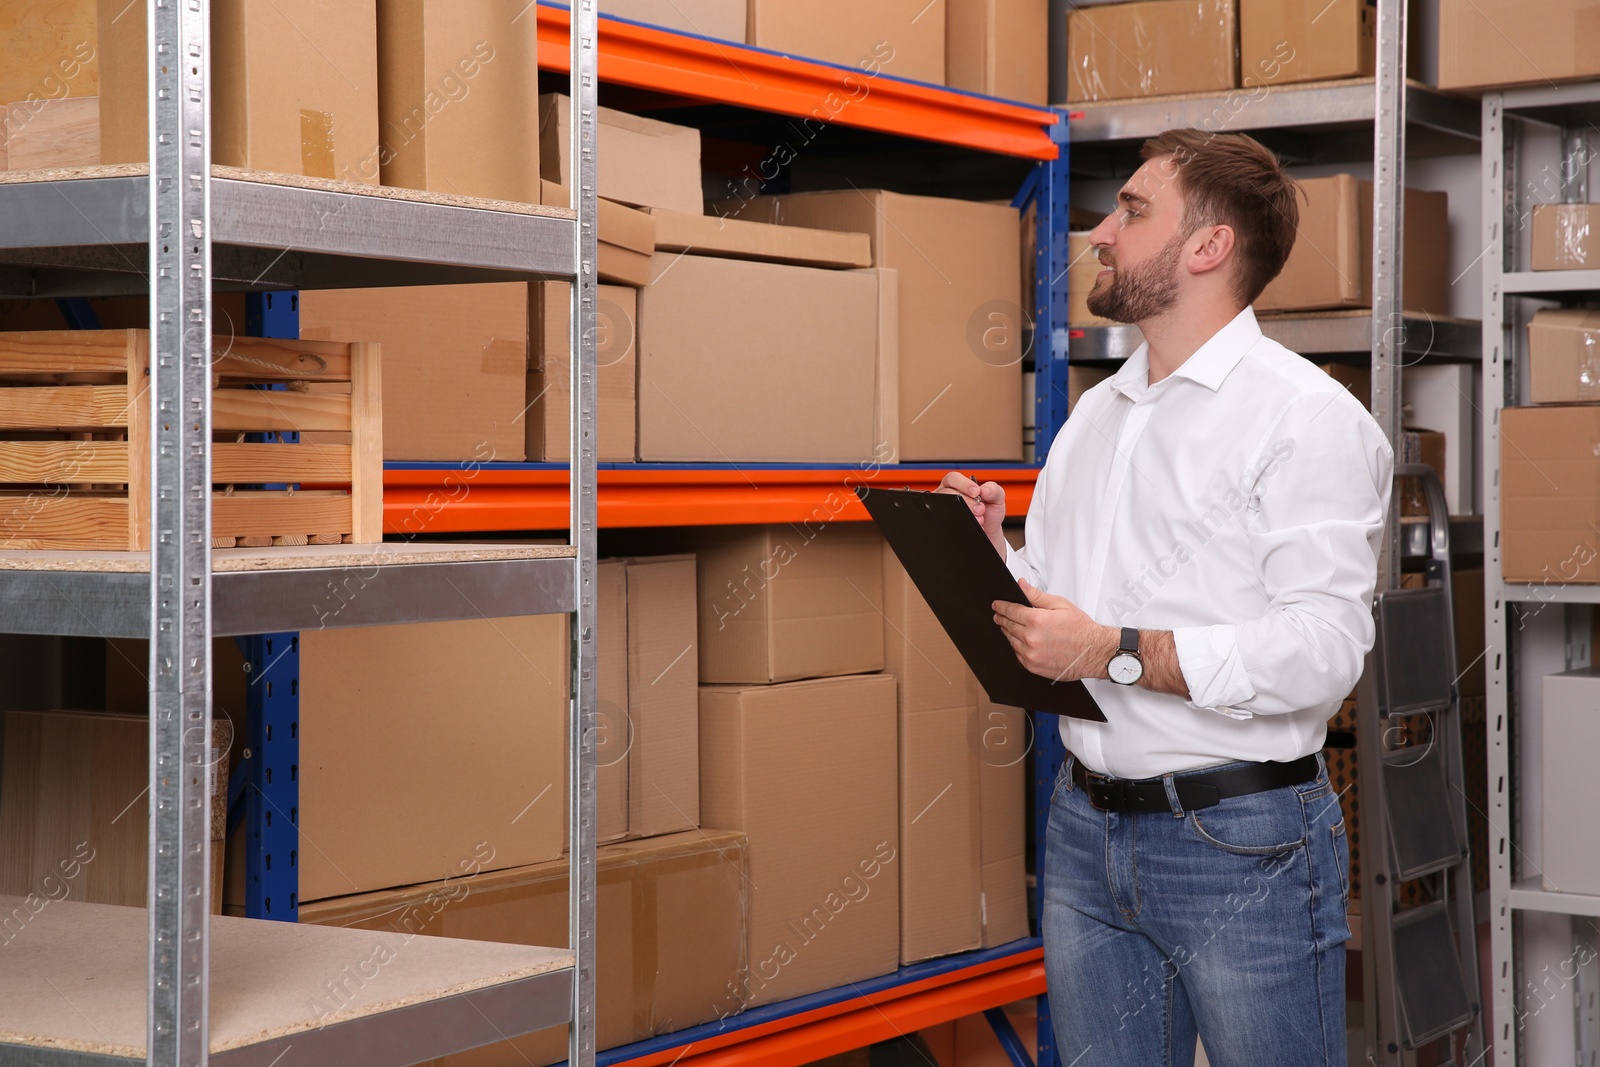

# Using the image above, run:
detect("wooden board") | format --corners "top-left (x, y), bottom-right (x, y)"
top-left (0, 494), bottom-right (126, 549)
top-left (3, 96), bottom-right (99, 171)
top-left (211, 442), bottom-right (352, 483)
top-left (348, 341), bottom-right (382, 543)
top-left (0, 897), bottom-right (571, 1057)
top-left (0, 440), bottom-right (127, 482)
top-left (0, 330), bottom-right (138, 376)
top-left (213, 336), bottom-right (353, 382)
top-left (212, 389), bottom-right (352, 433)
top-left (212, 490), bottom-right (352, 540)
top-left (0, 384), bottom-right (130, 429)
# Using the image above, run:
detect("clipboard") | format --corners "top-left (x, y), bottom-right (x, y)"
top-left (855, 486), bottom-right (1105, 721)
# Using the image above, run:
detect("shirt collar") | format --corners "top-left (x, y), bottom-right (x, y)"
top-left (1108, 305), bottom-right (1262, 399)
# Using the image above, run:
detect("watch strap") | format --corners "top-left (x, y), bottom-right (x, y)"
top-left (1119, 626), bottom-right (1139, 656)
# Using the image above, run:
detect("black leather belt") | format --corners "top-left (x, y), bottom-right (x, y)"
top-left (1071, 754), bottom-right (1319, 813)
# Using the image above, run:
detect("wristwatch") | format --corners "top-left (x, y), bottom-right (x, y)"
top-left (1107, 627), bottom-right (1143, 686)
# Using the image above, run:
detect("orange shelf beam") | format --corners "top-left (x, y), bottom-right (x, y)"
top-left (615, 946), bottom-right (1045, 1067)
top-left (535, 4), bottom-right (1060, 159)
top-left (384, 467), bottom-right (1038, 534)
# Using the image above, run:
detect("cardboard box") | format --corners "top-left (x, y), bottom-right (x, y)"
top-left (1530, 308), bottom-right (1600, 403)
top-left (1067, 232), bottom-right (1117, 327)
top-left (746, 0), bottom-right (944, 84)
top-left (375, 0), bottom-right (539, 200)
top-left (975, 695), bottom-right (1030, 946)
top-left (3, 96), bottom-right (99, 170)
top-left (527, 283), bottom-right (638, 462)
top-left (302, 829), bottom-right (750, 1065)
top-left (1541, 669), bottom-right (1600, 895)
top-left (597, 560), bottom-right (631, 843)
top-left (691, 523), bottom-right (885, 685)
top-left (877, 545), bottom-right (982, 963)
top-left (1403, 363), bottom-right (1477, 515)
top-left (652, 207), bottom-right (872, 268)
top-left (718, 190), bottom-right (1022, 462)
top-left (1500, 405), bottom-right (1600, 583)
top-left (700, 674), bottom-right (900, 1006)
top-left (624, 555), bottom-right (700, 838)
top-left (1, 1), bottom-right (98, 110)
top-left (99, 0), bottom-right (380, 180)
top-left (1067, 365), bottom-right (1114, 413)
top-left (637, 256), bottom-right (887, 463)
top-left (285, 617), bottom-right (569, 903)
top-left (945, 0), bottom-right (1048, 104)
top-left (1256, 175), bottom-right (1450, 316)
top-left (1320, 362), bottom-right (1371, 409)
top-left (601, 0), bottom-right (746, 40)
top-left (300, 282), bottom-right (526, 463)
top-left (1399, 428), bottom-right (1446, 519)
top-left (539, 93), bottom-right (702, 215)
top-left (1531, 204), bottom-right (1599, 272)
top-left (1066, 0), bottom-right (1237, 103)
top-left (541, 180), bottom-right (658, 287)
top-left (1239, 0), bottom-right (1374, 86)
top-left (1439, 0), bottom-right (1600, 90)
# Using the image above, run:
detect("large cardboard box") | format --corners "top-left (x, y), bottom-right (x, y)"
top-left (637, 256), bottom-right (889, 463)
top-left (624, 555), bottom-right (701, 838)
top-left (1439, 0), bottom-right (1600, 90)
top-left (302, 830), bottom-right (750, 1065)
top-left (746, 0), bottom-right (944, 84)
top-left (601, 0), bottom-right (746, 40)
top-left (651, 207), bottom-right (872, 269)
top-left (1, 3), bottom-right (100, 170)
top-left (976, 695), bottom-right (1030, 947)
top-left (1500, 405), bottom-right (1600, 583)
top-left (1530, 308), bottom-right (1600, 403)
top-left (99, 0), bottom-right (380, 180)
top-left (375, 0), bottom-right (539, 200)
top-left (876, 545), bottom-right (981, 963)
top-left (300, 282), bottom-right (526, 463)
top-left (718, 190), bottom-right (1022, 462)
top-left (1239, 0), bottom-right (1374, 86)
top-left (541, 180), bottom-right (659, 287)
top-left (1256, 175), bottom-right (1449, 315)
top-left (539, 94), bottom-right (702, 215)
top-left (1531, 204), bottom-right (1599, 272)
top-left (597, 561), bottom-right (631, 843)
top-left (700, 674), bottom-right (900, 1007)
top-left (1541, 669), bottom-right (1600, 895)
top-left (2, 96), bottom-right (99, 170)
top-left (945, 0), bottom-right (1048, 105)
top-left (691, 523), bottom-right (885, 685)
top-left (1066, 0), bottom-right (1237, 103)
top-left (527, 283), bottom-right (638, 462)
top-left (289, 617), bottom-right (569, 902)
top-left (1067, 365), bottom-right (1115, 413)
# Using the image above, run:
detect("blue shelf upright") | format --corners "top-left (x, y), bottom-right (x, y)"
top-left (1013, 113), bottom-right (1072, 464)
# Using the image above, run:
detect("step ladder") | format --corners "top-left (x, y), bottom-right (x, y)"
top-left (1356, 463), bottom-right (1485, 1065)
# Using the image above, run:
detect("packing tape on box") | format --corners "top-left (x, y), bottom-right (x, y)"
top-left (1558, 206), bottom-right (1593, 268)
top-left (299, 109), bottom-right (335, 180)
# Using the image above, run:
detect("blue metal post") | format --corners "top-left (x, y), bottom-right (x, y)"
top-left (1033, 115), bottom-right (1071, 462)
top-left (241, 291), bottom-right (302, 922)
top-left (1032, 715), bottom-right (1066, 1067)
top-left (984, 1006), bottom-right (1037, 1067)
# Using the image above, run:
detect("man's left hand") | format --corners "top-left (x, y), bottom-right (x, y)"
top-left (993, 580), bottom-right (1116, 683)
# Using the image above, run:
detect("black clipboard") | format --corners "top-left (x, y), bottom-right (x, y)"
top-left (856, 485), bottom-right (1105, 721)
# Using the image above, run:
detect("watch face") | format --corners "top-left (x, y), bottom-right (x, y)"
top-left (1108, 653), bottom-right (1143, 685)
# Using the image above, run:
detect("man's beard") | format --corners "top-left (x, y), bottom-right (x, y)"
top-left (1085, 232), bottom-right (1184, 324)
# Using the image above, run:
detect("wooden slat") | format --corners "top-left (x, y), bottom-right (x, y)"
top-left (212, 443), bottom-right (351, 483)
top-left (348, 341), bottom-right (383, 544)
top-left (126, 336), bottom-right (150, 552)
top-left (0, 385), bottom-right (131, 430)
top-left (213, 490), bottom-right (351, 539)
top-left (0, 494), bottom-right (128, 548)
top-left (0, 331), bottom-right (140, 376)
top-left (212, 389), bottom-right (351, 432)
top-left (213, 336), bottom-right (352, 382)
top-left (0, 441), bottom-right (128, 483)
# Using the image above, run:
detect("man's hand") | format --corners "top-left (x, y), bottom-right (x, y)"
top-left (938, 471), bottom-right (1006, 557)
top-left (993, 579), bottom-right (1117, 682)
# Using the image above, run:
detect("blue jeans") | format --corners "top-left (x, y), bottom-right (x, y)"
top-left (1042, 753), bottom-right (1351, 1067)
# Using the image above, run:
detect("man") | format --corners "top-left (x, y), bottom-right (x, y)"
top-left (942, 129), bottom-right (1391, 1066)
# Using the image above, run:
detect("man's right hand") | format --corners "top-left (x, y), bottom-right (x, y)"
top-left (937, 472), bottom-right (1007, 558)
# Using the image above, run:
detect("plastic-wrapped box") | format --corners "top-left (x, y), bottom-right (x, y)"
top-left (1066, 0), bottom-right (1238, 103)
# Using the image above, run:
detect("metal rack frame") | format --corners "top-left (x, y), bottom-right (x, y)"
top-left (0, 0), bottom-right (601, 1063)
top-left (1481, 78), bottom-right (1600, 1067)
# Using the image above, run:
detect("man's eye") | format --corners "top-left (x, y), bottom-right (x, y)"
top-left (1122, 208), bottom-right (1140, 219)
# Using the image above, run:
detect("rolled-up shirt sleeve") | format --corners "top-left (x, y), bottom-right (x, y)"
top-left (1173, 391), bottom-right (1393, 717)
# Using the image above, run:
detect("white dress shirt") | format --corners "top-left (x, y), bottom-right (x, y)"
top-left (1007, 306), bottom-right (1393, 779)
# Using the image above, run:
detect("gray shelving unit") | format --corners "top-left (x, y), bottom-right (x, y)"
top-left (0, 0), bottom-right (602, 1065)
top-left (1481, 79), bottom-right (1600, 1067)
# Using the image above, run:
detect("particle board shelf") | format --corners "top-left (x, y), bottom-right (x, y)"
top-left (1068, 311), bottom-right (1482, 364)
top-left (0, 896), bottom-right (572, 1067)
top-left (382, 465), bottom-right (1040, 531)
top-left (0, 543), bottom-right (577, 637)
top-left (603, 940), bottom-right (1045, 1067)
top-left (534, 4), bottom-right (1058, 160)
top-left (0, 166), bottom-right (577, 296)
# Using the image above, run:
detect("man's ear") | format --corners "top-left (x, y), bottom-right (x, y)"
top-left (1187, 224), bottom-right (1236, 277)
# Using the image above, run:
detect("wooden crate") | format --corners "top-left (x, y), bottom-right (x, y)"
top-left (0, 329), bottom-right (380, 550)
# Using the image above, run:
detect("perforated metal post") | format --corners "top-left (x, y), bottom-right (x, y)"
top-left (147, 0), bottom-right (214, 1062)
top-left (568, 1), bottom-right (601, 1065)
top-left (1034, 115), bottom-right (1071, 461)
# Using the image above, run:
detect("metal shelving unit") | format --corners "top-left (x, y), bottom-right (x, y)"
top-left (0, 0), bottom-right (601, 1064)
top-left (1481, 79), bottom-right (1600, 1067)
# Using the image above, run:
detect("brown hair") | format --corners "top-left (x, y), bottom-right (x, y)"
top-left (1139, 129), bottom-right (1300, 306)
